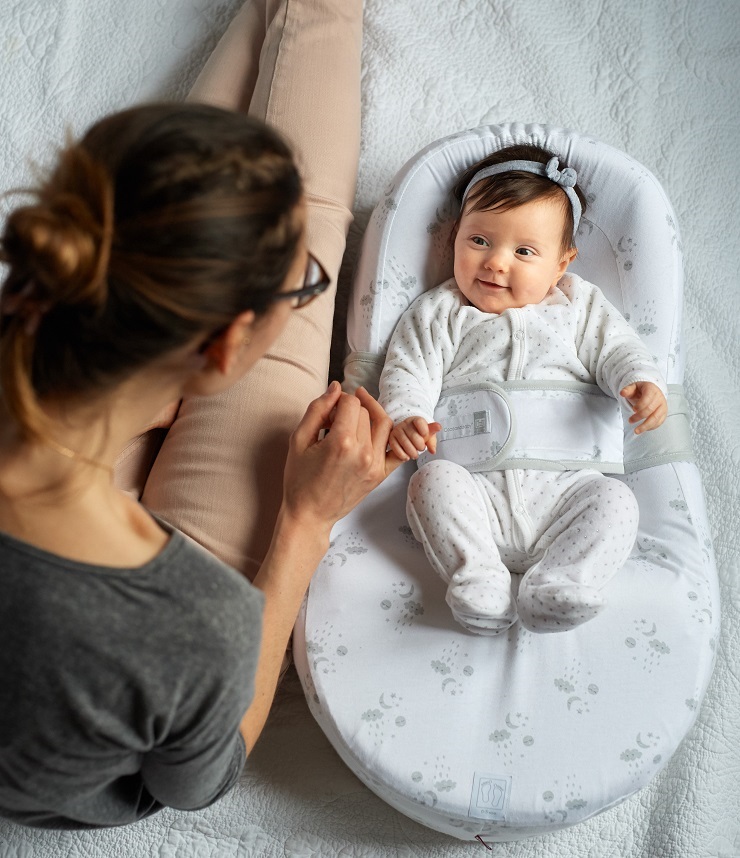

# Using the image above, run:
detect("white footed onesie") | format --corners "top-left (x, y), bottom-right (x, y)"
top-left (379, 273), bottom-right (668, 635)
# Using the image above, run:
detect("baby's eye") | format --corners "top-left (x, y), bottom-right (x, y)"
top-left (516, 247), bottom-right (535, 257)
top-left (471, 235), bottom-right (489, 247)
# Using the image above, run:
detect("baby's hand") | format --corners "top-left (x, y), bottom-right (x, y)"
top-left (389, 416), bottom-right (443, 461)
top-left (620, 382), bottom-right (668, 434)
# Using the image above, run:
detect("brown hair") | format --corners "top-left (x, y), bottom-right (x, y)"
top-left (0, 103), bottom-right (303, 442)
top-left (452, 143), bottom-right (587, 254)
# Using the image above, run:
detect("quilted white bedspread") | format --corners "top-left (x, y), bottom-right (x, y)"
top-left (1, 1), bottom-right (738, 856)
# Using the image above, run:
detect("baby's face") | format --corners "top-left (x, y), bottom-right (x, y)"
top-left (453, 197), bottom-right (576, 315)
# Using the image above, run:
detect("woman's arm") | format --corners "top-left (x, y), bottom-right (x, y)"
top-left (240, 509), bottom-right (328, 754)
top-left (240, 383), bottom-right (400, 753)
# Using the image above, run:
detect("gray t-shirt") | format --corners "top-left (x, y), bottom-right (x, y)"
top-left (0, 518), bottom-right (264, 829)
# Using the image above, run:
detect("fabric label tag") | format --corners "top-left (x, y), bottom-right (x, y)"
top-left (438, 409), bottom-right (491, 441)
top-left (468, 772), bottom-right (512, 820)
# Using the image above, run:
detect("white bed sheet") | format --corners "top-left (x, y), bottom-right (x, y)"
top-left (0, 0), bottom-right (738, 856)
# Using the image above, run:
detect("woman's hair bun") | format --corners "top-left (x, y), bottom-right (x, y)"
top-left (3, 143), bottom-right (113, 310)
top-left (1, 103), bottom-right (304, 445)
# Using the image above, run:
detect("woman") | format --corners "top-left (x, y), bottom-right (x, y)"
top-left (0, 0), bottom-right (394, 829)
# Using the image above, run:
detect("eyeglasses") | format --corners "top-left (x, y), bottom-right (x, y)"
top-left (197, 254), bottom-right (330, 354)
top-left (268, 253), bottom-right (331, 309)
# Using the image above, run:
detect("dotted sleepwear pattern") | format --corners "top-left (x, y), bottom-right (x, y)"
top-left (379, 272), bottom-right (663, 636)
top-left (407, 461), bottom-right (639, 634)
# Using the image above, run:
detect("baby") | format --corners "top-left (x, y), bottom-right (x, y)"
top-left (379, 144), bottom-right (667, 635)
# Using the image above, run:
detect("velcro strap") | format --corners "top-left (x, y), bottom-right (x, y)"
top-left (341, 352), bottom-right (694, 473)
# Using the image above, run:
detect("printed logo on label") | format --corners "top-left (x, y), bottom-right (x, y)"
top-left (468, 772), bottom-right (512, 820)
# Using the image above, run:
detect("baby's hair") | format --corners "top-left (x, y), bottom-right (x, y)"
top-left (452, 144), bottom-right (587, 254)
top-left (0, 103), bottom-right (303, 442)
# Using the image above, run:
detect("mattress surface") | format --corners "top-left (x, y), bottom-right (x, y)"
top-left (295, 460), bottom-right (718, 840)
top-left (294, 124), bottom-right (719, 840)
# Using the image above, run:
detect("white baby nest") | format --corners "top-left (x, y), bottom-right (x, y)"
top-left (293, 124), bottom-right (719, 841)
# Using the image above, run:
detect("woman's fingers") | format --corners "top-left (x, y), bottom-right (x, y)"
top-left (325, 386), bottom-right (362, 437)
top-left (354, 397), bottom-right (372, 447)
top-left (354, 387), bottom-right (392, 445)
top-left (285, 385), bottom-right (404, 532)
top-left (354, 387), bottom-right (403, 473)
top-left (292, 381), bottom-right (344, 449)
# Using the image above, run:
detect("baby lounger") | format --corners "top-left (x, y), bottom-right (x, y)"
top-left (293, 124), bottom-right (720, 841)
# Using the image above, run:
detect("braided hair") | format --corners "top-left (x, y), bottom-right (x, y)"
top-left (0, 103), bottom-right (303, 441)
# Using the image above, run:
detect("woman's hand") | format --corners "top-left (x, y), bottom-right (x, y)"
top-left (281, 381), bottom-right (403, 533)
top-left (620, 382), bottom-right (668, 434)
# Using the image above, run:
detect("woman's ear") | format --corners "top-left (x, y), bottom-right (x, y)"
top-left (203, 310), bottom-right (256, 375)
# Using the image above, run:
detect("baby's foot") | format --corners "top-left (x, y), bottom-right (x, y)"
top-left (517, 574), bottom-right (605, 634)
top-left (446, 571), bottom-right (518, 635)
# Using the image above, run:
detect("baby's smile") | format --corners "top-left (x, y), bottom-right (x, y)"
top-left (453, 198), bottom-right (575, 314)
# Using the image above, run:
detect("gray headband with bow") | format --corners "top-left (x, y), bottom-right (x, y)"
top-left (461, 156), bottom-right (582, 237)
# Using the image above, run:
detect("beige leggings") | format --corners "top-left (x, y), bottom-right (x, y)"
top-left (114, 0), bottom-right (363, 578)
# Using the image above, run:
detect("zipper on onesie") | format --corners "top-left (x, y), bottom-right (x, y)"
top-left (505, 468), bottom-right (535, 551)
